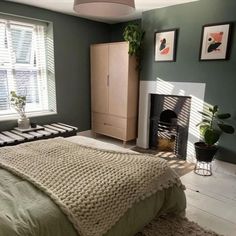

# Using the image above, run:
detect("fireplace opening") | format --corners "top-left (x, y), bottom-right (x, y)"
top-left (160, 109), bottom-right (177, 124)
top-left (149, 94), bottom-right (191, 159)
top-left (158, 110), bottom-right (178, 152)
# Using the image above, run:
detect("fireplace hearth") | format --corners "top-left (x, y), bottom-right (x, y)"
top-left (149, 94), bottom-right (191, 159)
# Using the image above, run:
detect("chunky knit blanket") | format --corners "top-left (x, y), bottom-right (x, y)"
top-left (0, 138), bottom-right (184, 236)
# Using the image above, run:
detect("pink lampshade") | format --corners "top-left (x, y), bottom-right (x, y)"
top-left (73, 0), bottom-right (135, 17)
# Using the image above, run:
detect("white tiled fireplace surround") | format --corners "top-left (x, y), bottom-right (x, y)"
top-left (136, 79), bottom-right (206, 163)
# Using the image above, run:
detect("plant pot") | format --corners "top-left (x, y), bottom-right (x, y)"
top-left (18, 116), bottom-right (30, 129)
top-left (194, 142), bottom-right (218, 162)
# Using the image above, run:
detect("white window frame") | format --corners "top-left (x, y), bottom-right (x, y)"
top-left (0, 13), bottom-right (57, 121)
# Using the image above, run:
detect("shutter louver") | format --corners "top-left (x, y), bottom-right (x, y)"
top-left (10, 27), bottom-right (33, 64)
top-left (0, 70), bottom-right (9, 111)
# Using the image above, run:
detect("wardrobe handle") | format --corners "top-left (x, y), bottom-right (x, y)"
top-left (107, 75), bottom-right (109, 86)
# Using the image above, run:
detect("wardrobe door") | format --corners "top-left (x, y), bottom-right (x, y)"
top-left (90, 44), bottom-right (109, 114)
top-left (108, 42), bottom-right (129, 117)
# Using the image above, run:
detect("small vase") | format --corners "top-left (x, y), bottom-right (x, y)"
top-left (18, 116), bottom-right (30, 129)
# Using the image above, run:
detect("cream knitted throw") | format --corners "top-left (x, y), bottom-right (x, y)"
top-left (0, 138), bottom-right (184, 236)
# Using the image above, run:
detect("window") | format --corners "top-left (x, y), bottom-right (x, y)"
top-left (0, 14), bottom-right (56, 120)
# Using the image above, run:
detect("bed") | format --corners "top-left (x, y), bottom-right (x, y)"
top-left (0, 136), bottom-right (186, 236)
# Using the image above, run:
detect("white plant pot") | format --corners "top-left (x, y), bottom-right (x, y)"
top-left (18, 116), bottom-right (30, 129)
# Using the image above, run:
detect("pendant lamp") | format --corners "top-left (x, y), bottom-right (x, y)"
top-left (73, 0), bottom-right (135, 18)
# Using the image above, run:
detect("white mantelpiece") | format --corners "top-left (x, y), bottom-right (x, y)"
top-left (137, 79), bottom-right (206, 162)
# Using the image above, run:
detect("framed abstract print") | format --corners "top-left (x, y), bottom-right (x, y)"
top-left (199, 22), bottom-right (232, 61)
top-left (154, 29), bottom-right (178, 62)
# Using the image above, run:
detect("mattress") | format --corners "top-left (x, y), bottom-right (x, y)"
top-left (0, 136), bottom-right (186, 236)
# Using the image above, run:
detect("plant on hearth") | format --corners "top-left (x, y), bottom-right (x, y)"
top-left (197, 105), bottom-right (234, 146)
top-left (194, 105), bottom-right (235, 163)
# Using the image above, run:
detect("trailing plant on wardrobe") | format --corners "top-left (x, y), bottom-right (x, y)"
top-left (123, 24), bottom-right (145, 70)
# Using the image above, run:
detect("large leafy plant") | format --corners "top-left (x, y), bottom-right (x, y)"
top-left (123, 24), bottom-right (145, 58)
top-left (198, 105), bottom-right (234, 146)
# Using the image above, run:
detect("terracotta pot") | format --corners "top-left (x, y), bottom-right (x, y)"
top-left (194, 142), bottom-right (218, 162)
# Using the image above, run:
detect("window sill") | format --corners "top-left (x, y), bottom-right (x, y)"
top-left (0, 111), bottom-right (57, 122)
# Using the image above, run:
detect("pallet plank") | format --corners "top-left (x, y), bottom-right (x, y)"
top-left (28, 132), bottom-right (44, 138)
top-left (44, 125), bottom-right (67, 133)
top-left (52, 123), bottom-right (73, 132)
top-left (11, 130), bottom-right (35, 140)
top-left (37, 130), bottom-right (52, 136)
top-left (2, 131), bottom-right (25, 142)
top-left (44, 127), bottom-right (59, 135)
top-left (0, 133), bottom-right (15, 144)
top-left (58, 123), bottom-right (78, 131)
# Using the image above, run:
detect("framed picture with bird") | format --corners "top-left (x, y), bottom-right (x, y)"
top-left (199, 22), bottom-right (233, 61)
top-left (154, 28), bottom-right (178, 62)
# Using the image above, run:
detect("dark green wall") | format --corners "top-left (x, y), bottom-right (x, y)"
top-left (0, 1), bottom-right (110, 131)
top-left (141, 0), bottom-right (236, 163)
top-left (110, 19), bottom-right (141, 42)
top-left (1, 0), bottom-right (235, 163)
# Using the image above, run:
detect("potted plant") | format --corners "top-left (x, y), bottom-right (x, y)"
top-left (123, 24), bottom-right (145, 70)
top-left (10, 91), bottom-right (30, 129)
top-left (195, 105), bottom-right (235, 162)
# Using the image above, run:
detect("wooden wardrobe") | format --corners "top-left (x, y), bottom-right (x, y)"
top-left (90, 42), bottom-right (139, 145)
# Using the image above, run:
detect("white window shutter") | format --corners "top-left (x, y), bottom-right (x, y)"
top-left (0, 15), bottom-right (56, 118)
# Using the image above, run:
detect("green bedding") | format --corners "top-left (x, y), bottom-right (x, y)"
top-left (0, 167), bottom-right (186, 236)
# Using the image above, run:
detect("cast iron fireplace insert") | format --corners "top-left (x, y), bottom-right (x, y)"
top-left (149, 94), bottom-right (191, 159)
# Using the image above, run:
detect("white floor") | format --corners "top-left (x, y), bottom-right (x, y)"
top-left (78, 131), bottom-right (236, 236)
top-left (181, 172), bottom-right (236, 236)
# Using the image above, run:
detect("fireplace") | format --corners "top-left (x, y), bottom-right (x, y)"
top-left (149, 94), bottom-right (191, 159)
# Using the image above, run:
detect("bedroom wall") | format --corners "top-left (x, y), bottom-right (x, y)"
top-left (141, 0), bottom-right (236, 163)
top-left (0, 1), bottom-right (110, 131)
top-left (110, 19), bottom-right (141, 42)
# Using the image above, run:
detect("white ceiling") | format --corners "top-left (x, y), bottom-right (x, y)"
top-left (6, 0), bottom-right (199, 24)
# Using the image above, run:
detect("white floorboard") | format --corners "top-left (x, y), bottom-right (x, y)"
top-left (78, 131), bottom-right (236, 236)
top-left (182, 172), bottom-right (236, 236)
top-left (186, 203), bottom-right (236, 236)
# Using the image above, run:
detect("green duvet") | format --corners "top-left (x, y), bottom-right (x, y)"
top-left (0, 167), bottom-right (185, 236)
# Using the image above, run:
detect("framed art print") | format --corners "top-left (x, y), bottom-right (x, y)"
top-left (154, 29), bottom-right (178, 62)
top-left (199, 22), bottom-right (232, 61)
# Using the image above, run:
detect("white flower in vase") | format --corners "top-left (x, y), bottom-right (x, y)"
top-left (10, 91), bottom-right (30, 129)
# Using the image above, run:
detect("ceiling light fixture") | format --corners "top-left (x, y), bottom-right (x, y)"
top-left (73, 0), bottom-right (135, 18)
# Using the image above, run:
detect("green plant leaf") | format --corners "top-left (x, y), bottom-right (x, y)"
top-left (213, 105), bottom-right (218, 113)
top-left (123, 24), bottom-right (145, 58)
top-left (196, 119), bottom-right (211, 127)
top-left (217, 113), bottom-right (231, 119)
top-left (202, 119), bottom-right (211, 123)
top-left (198, 111), bottom-right (211, 118)
top-left (199, 124), bottom-right (210, 136)
top-left (204, 129), bottom-right (220, 146)
top-left (218, 123), bottom-right (235, 134)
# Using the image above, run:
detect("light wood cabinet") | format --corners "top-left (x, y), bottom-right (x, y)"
top-left (90, 42), bottom-right (139, 144)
